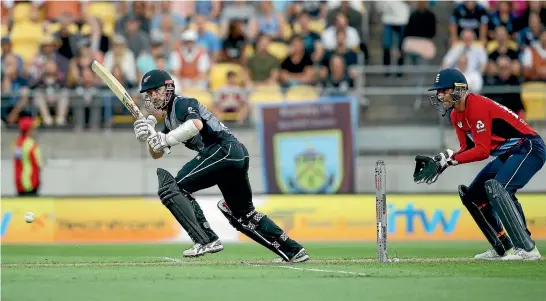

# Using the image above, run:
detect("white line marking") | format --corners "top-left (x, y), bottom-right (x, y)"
top-left (247, 263), bottom-right (368, 277)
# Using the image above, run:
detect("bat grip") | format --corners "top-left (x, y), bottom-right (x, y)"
top-left (149, 128), bottom-right (171, 155)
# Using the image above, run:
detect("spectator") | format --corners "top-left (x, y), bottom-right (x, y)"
top-left (1, 54), bottom-right (30, 124)
top-left (1, 37), bottom-right (24, 76)
top-left (320, 29), bottom-right (358, 80)
top-left (13, 116), bottom-right (41, 197)
top-left (321, 54), bottom-right (353, 95)
top-left (220, 1), bottom-right (256, 36)
top-left (31, 59), bottom-right (69, 126)
top-left (74, 67), bottom-right (102, 130)
top-left (450, 1), bottom-right (489, 45)
top-left (246, 34), bottom-right (280, 86)
top-left (194, 1), bottom-right (223, 22)
top-left (484, 56), bottom-right (525, 118)
top-left (28, 36), bottom-right (70, 86)
top-left (116, 1), bottom-right (152, 34)
top-left (376, 1), bottom-right (410, 75)
top-left (327, 0), bottom-right (363, 33)
top-left (212, 71), bottom-right (250, 125)
top-left (443, 29), bottom-right (488, 74)
top-left (169, 30), bottom-right (210, 89)
top-left (288, 1), bottom-right (328, 22)
top-left (280, 35), bottom-right (315, 87)
top-left (136, 38), bottom-right (168, 79)
top-left (321, 12), bottom-right (360, 51)
top-left (327, 0), bottom-right (364, 12)
top-left (403, 0), bottom-right (437, 65)
top-left (121, 14), bottom-right (150, 58)
top-left (296, 13), bottom-right (324, 62)
top-left (54, 12), bottom-right (82, 60)
top-left (518, 13), bottom-right (544, 48)
top-left (521, 30), bottom-right (546, 81)
top-left (150, 14), bottom-right (182, 55)
top-left (151, 1), bottom-right (186, 32)
top-left (194, 14), bottom-right (221, 61)
top-left (514, 0), bottom-right (546, 32)
top-left (103, 35), bottom-right (137, 87)
top-left (85, 16), bottom-right (110, 55)
top-left (248, 1), bottom-right (286, 41)
top-left (68, 38), bottom-right (101, 89)
top-left (487, 26), bottom-right (520, 75)
top-left (488, 1), bottom-right (517, 38)
top-left (457, 54), bottom-right (483, 93)
top-left (221, 19), bottom-right (247, 65)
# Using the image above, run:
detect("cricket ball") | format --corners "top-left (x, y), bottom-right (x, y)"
top-left (24, 212), bottom-right (35, 223)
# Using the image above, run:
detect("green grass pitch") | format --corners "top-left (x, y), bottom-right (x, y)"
top-left (2, 241), bottom-right (546, 301)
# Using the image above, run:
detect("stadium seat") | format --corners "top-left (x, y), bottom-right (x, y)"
top-left (12, 42), bottom-right (39, 64)
top-left (285, 85), bottom-right (319, 102)
top-left (13, 3), bottom-right (32, 23)
top-left (192, 90), bottom-right (214, 109)
top-left (1, 23), bottom-right (8, 36)
top-left (521, 82), bottom-right (546, 121)
top-left (10, 21), bottom-right (42, 44)
top-left (244, 44), bottom-right (254, 58)
top-left (209, 63), bottom-right (245, 91)
top-left (283, 23), bottom-right (293, 41)
top-left (87, 2), bottom-right (116, 25)
top-left (293, 20), bottom-right (325, 35)
top-left (249, 89), bottom-right (284, 103)
top-left (267, 42), bottom-right (289, 61)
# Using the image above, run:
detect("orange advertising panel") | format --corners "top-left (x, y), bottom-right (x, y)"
top-left (54, 199), bottom-right (181, 243)
top-left (1, 199), bottom-right (56, 243)
top-left (1, 198), bottom-right (181, 244)
top-left (242, 194), bottom-right (546, 242)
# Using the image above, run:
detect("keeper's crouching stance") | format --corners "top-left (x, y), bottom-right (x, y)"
top-left (414, 68), bottom-right (545, 261)
top-left (134, 69), bottom-right (309, 263)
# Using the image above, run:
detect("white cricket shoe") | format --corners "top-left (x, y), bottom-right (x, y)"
top-left (474, 248), bottom-right (503, 260)
top-left (182, 243), bottom-right (206, 258)
top-left (204, 239), bottom-right (224, 254)
top-left (513, 246), bottom-right (541, 261)
top-left (499, 248), bottom-right (524, 261)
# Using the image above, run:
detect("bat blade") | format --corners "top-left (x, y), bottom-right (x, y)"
top-left (91, 60), bottom-right (143, 119)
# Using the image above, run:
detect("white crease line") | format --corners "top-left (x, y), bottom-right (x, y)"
top-left (160, 257), bottom-right (368, 276)
top-left (249, 263), bottom-right (369, 277)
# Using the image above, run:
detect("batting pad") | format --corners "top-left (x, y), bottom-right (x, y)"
top-left (459, 185), bottom-right (506, 256)
top-left (485, 179), bottom-right (535, 252)
top-left (157, 168), bottom-right (210, 245)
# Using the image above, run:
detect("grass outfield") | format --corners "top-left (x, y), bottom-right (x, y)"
top-left (2, 242), bottom-right (546, 301)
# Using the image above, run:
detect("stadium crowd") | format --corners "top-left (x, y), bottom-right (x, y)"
top-left (0, 0), bottom-right (545, 129)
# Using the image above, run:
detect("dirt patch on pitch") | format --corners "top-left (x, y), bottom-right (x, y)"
top-left (1, 257), bottom-right (485, 268)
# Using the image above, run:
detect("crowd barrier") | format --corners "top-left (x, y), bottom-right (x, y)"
top-left (2, 194), bottom-right (545, 244)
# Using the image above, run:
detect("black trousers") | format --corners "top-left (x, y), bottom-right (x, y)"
top-left (176, 142), bottom-right (254, 218)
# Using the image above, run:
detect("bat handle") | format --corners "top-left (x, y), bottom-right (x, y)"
top-left (148, 127), bottom-right (171, 155)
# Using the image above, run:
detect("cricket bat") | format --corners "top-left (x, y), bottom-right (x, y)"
top-left (91, 60), bottom-right (170, 154)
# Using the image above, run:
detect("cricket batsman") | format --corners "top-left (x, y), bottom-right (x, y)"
top-left (132, 69), bottom-right (309, 263)
top-left (413, 68), bottom-right (544, 260)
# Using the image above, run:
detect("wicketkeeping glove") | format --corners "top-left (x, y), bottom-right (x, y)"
top-left (413, 149), bottom-right (456, 184)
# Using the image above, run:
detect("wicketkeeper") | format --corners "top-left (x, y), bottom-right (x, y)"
top-left (132, 69), bottom-right (309, 263)
top-left (414, 68), bottom-right (544, 260)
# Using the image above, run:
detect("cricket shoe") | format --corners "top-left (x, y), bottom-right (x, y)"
top-left (273, 248), bottom-right (310, 263)
top-left (474, 248), bottom-right (503, 260)
top-left (512, 246), bottom-right (541, 261)
top-left (500, 248), bottom-right (525, 261)
top-left (204, 239), bottom-right (224, 255)
top-left (182, 243), bottom-right (207, 258)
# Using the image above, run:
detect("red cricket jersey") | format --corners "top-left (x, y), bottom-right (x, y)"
top-left (450, 93), bottom-right (537, 164)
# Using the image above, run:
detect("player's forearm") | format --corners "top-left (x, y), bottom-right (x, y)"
top-left (453, 146), bottom-right (489, 164)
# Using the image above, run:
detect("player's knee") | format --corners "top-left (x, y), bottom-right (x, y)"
top-left (157, 168), bottom-right (180, 205)
top-left (458, 185), bottom-right (472, 205)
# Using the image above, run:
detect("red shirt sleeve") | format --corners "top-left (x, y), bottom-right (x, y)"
top-left (452, 100), bottom-right (492, 164)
